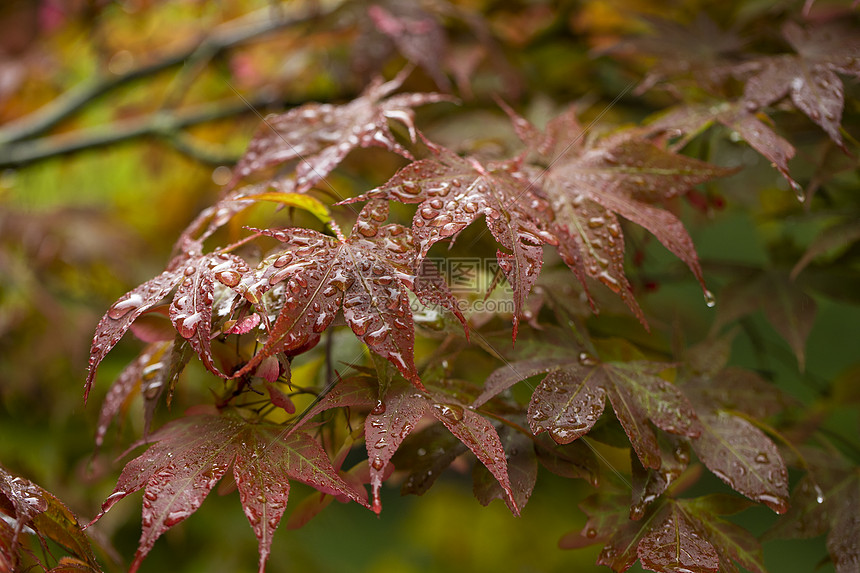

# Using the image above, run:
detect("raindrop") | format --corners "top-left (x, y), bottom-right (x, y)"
top-left (273, 254), bottom-right (293, 268)
top-left (177, 313), bottom-right (203, 338)
top-left (578, 352), bottom-right (598, 366)
top-left (789, 179), bottom-right (805, 202)
top-left (371, 400), bottom-right (386, 415)
top-left (433, 403), bottom-right (464, 422)
top-left (365, 325), bottom-right (390, 346)
top-left (429, 214), bottom-right (453, 227)
top-left (704, 289), bottom-right (716, 308)
top-left (754, 453), bottom-right (769, 464)
top-left (371, 457), bottom-right (385, 471)
top-left (401, 180), bottom-right (420, 195)
top-left (216, 270), bottom-right (241, 287)
top-left (108, 293), bottom-right (144, 319)
top-left (399, 423), bottom-right (414, 438)
top-left (813, 482), bottom-right (825, 504)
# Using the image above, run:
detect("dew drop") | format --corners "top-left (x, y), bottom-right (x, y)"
top-left (401, 180), bottom-right (420, 195)
top-left (704, 289), bottom-right (716, 308)
top-left (273, 254), bottom-right (293, 268)
top-left (365, 325), bottom-right (390, 345)
top-left (433, 403), bottom-right (464, 422)
top-left (754, 453), bottom-right (769, 464)
top-left (586, 528), bottom-right (597, 538)
top-left (371, 457), bottom-right (385, 471)
top-left (216, 270), bottom-right (241, 287)
top-left (371, 400), bottom-right (386, 415)
top-left (578, 352), bottom-right (597, 366)
top-left (108, 293), bottom-right (144, 319)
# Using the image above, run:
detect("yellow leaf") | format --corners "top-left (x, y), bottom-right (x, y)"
top-left (235, 192), bottom-right (331, 224)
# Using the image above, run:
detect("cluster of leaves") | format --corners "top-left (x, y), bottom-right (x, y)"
top-left (2, 1), bottom-right (859, 572)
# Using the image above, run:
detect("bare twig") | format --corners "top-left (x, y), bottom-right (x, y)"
top-left (0, 94), bottom-right (292, 168)
top-left (0, 2), bottom-right (340, 146)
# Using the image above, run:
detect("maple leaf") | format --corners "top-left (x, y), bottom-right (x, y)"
top-left (368, 4), bottom-right (451, 90)
top-left (630, 435), bottom-right (690, 519)
top-left (766, 451), bottom-right (860, 573)
top-left (0, 466), bottom-right (100, 572)
top-left (476, 339), bottom-right (700, 470)
top-left (791, 218), bottom-right (860, 280)
top-left (91, 413), bottom-right (368, 573)
top-left (233, 200), bottom-right (466, 388)
top-left (472, 423), bottom-right (537, 512)
top-left (684, 381), bottom-right (790, 514)
top-left (85, 247), bottom-right (252, 400)
top-left (646, 100), bottom-right (802, 197)
top-left (351, 107), bottom-right (733, 331)
top-left (344, 140), bottom-right (551, 338)
top-left (610, 14), bottom-right (744, 95)
top-left (94, 341), bottom-right (168, 450)
top-left (741, 21), bottom-right (860, 149)
top-left (287, 374), bottom-right (518, 515)
top-left (229, 70), bottom-right (453, 192)
top-left (564, 492), bottom-right (765, 573)
top-left (711, 270), bottom-right (817, 371)
top-left (636, 501), bottom-right (721, 573)
top-left (529, 109), bottom-right (735, 323)
top-left (534, 434), bottom-right (600, 487)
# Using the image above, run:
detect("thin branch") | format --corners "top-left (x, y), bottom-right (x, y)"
top-left (0, 94), bottom-right (305, 169)
top-left (0, 3), bottom-right (339, 146)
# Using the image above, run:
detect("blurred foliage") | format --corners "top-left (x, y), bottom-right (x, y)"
top-left (1, 0), bottom-right (858, 572)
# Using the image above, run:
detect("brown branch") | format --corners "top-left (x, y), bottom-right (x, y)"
top-left (0, 95), bottom-right (293, 168)
top-left (0, 3), bottom-right (339, 146)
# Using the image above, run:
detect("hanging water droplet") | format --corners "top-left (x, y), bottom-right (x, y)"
top-left (704, 289), bottom-right (716, 308)
top-left (789, 179), bottom-right (805, 202)
top-left (371, 457), bottom-right (385, 471)
top-left (813, 482), bottom-right (825, 504)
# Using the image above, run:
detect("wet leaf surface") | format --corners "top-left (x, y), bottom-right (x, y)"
top-left (92, 413), bottom-right (368, 573)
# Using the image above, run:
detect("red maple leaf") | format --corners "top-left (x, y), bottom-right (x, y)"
top-left (230, 70), bottom-right (454, 192)
top-left (90, 413), bottom-right (368, 573)
top-left (233, 200), bottom-right (466, 388)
